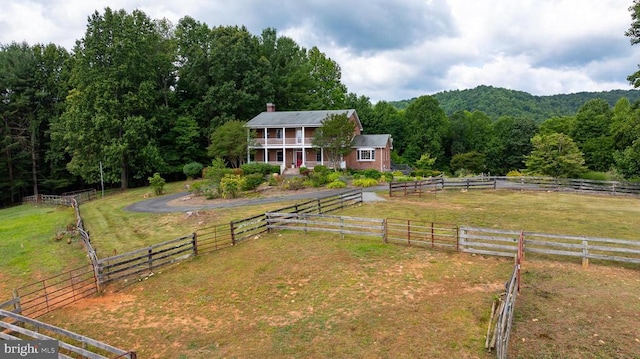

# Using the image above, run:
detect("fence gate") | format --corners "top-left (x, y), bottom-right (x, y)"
top-left (385, 219), bottom-right (459, 250)
top-left (13, 264), bottom-right (98, 318)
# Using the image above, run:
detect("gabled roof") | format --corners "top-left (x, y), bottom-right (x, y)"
top-left (245, 109), bottom-right (361, 129)
top-left (351, 134), bottom-right (393, 148)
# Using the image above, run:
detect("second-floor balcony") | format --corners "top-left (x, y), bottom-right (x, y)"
top-left (249, 137), bottom-right (315, 148)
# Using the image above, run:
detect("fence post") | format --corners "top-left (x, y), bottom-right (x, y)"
top-left (466, 178), bottom-right (470, 190)
top-left (582, 240), bottom-right (589, 269)
top-left (340, 217), bottom-right (345, 239)
top-left (407, 219), bottom-right (411, 245)
top-left (230, 222), bottom-right (236, 245)
top-left (192, 233), bottom-right (198, 256)
top-left (383, 219), bottom-right (388, 243)
top-left (12, 289), bottom-right (22, 315)
top-left (431, 222), bottom-right (435, 248)
top-left (148, 248), bottom-right (153, 271)
top-left (456, 226), bottom-right (460, 252)
top-left (317, 198), bottom-right (322, 214)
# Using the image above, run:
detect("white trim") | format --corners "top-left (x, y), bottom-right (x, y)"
top-left (357, 148), bottom-right (376, 162)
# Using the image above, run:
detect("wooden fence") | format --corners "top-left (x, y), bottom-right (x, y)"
top-left (97, 234), bottom-right (197, 285)
top-left (266, 212), bottom-right (385, 239)
top-left (390, 176), bottom-right (640, 197)
top-left (385, 218), bottom-right (459, 250)
top-left (388, 177), bottom-right (443, 197)
top-left (13, 264), bottom-right (98, 318)
top-left (229, 188), bottom-right (363, 244)
top-left (196, 223), bottom-right (234, 254)
top-left (22, 188), bottom-right (97, 205)
top-left (499, 176), bottom-right (640, 195)
top-left (459, 226), bottom-right (640, 267)
top-left (0, 309), bottom-right (136, 359)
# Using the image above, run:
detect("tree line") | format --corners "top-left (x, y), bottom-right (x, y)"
top-left (3, 7), bottom-right (640, 207)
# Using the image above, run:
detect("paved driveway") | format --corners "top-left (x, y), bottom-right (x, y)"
top-left (125, 186), bottom-right (387, 214)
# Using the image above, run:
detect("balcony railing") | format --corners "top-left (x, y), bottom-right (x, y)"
top-left (250, 137), bottom-right (314, 147)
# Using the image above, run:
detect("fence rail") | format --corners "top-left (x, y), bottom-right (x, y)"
top-left (459, 226), bottom-right (640, 267)
top-left (385, 218), bottom-right (458, 250)
top-left (390, 176), bottom-right (640, 197)
top-left (196, 223), bottom-right (233, 254)
top-left (266, 212), bottom-right (385, 239)
top-left (388, 177), bottom-right (443, 197)
top-left (22, 189), bottom-right (97, 205)
top-left (0, 309), bottom-right (136, 359)
top-left (14, 264), bottom-right (97, 318)
top-left (97, 234), bottom-right (196, 285)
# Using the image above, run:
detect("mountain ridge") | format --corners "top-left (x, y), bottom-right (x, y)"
top-left (388, 85), bottom-right (640, 122)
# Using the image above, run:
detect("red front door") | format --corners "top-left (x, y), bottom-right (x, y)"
top-left (296, 151), bottom-right (303, 167)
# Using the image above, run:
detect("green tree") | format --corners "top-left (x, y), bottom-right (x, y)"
top-left (259, 28), bottom-right (314, 110)
top-left (572, 99), bottom-right (614, 171)
top-left (486, 116), bottom-right (538, 175)
top-left (207, 120), bottom-right (248, 168)
top-left (450, 151), bottom-right (486, 175)
top-left (403, 95), bottom-right (450, 166)
top-left (525, 133), bottom-right (586, 178)
top-left (312, 113), bottom-right (355, 169)
top-left (52, 8), bottom-right (171, 188)
top-left (538, 116), bottom-right (576, 136)
top-left (447, 110), bottom-right (492, 157)
top-left (307, 46), bottom-right (347, 109)
top-left (626, 0), bottom-right (640, 87)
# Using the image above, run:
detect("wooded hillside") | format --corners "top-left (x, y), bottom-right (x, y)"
top-left (390, 85), bottom-right (640, 122)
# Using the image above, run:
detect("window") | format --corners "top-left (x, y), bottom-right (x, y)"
top-left (316, 151), bottom-right (322, 162)
top-left (357, 149), bottom-right (375, 161)
top-left (276, 151), bottom-right (283, 162)
top-left (275, 129), bottom-right (283, 139)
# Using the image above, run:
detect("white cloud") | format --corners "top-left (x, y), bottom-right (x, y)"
top-left (2, 0), bottom-right (640, 102)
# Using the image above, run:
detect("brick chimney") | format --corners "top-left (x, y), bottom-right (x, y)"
top-left (266, 103), bottom-right (276, 112)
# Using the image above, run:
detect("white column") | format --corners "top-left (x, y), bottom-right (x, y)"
top-left (246, 129), bottom-right (251, 163)
top-left (301, 126), bottom-right (306, 166)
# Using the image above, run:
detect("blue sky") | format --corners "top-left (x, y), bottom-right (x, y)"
top-left (2, 0), bottom-right (639, 102)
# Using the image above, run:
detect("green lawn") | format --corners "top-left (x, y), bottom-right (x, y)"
top-left (0, 204), bottom-right (87, 294)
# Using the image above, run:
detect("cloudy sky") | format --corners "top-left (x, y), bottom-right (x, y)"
top-left (2, 0), bottom-right (640, 102)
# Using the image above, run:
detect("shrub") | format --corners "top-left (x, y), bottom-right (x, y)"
top-left (411, 169), bottom-right (441, 178)
top-left (241, 173), bottom-right (265, 191)
top-left (327, 172), bottom-right (341, 182)
top-left (148, 173), bottom-right (166, 196)
top-left (313, 165), bottom-right (329, 175)
top-left (383, 172), bottom-right (394, 182)
top-left (326, 180), bottom-right (347, 189)
top-left (308, 171), bottom-right (330, 187)
top-left (219, 174), bottom-right (245, 199)
top-left (506, 170), bottom-right (523, 177)
top-left (183, 162), bottom-right (204, 179)
top-left (362, 169), bottom-right (381, 180)
top-left (299, 166), bottom-right (310, 176)
top-left (282, 177), bottom-right (305, 190)
top-left (352, 178), bottom-right (379, 187)
top-left (353, 173), bottom-right (361, 180)
top-left (267, 174), bottom-right (281, 186)
top-left (241, 163), bottom-right (280, 175)
top-left (579, 171), bottom-right (608, 181)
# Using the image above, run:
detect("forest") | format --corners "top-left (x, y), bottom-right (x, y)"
top-left (3, 7), bottom-right (640, 207)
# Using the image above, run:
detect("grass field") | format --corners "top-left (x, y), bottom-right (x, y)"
top-left (0, 204), bottom-right (87, 294)
top-left (2, 185), bottom-right (640, 358)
